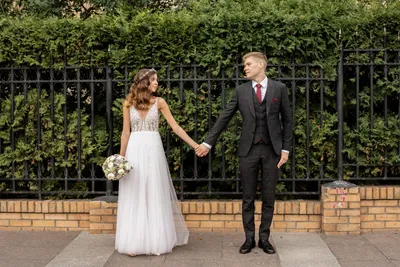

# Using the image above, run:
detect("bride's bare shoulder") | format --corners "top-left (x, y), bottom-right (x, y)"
top-left (157, 97), bottom-right (167, 107)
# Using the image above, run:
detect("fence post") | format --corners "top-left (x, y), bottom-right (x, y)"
top-left (93, 66), bottom-right (118, 203)
top-left (323, 31), bottom-right (356, 190)
top-left (337, 39), bottom-right (344, 181)
top-left (106, 67), bottom-right (113, 197)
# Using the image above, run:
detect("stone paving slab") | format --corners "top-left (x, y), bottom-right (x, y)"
top-left (0, 259), bottom-right (50, 267)
top-left (45, 232), bottom-right (115, 267)
top-left (392, 260), bottom-right (400, 266)
top-left (322, 233), bottom-right (391, 262)
top-left (0, 231), bottom-right (80, 267)
top-left (273, 233), bottom-right (340, 267)
top-left (1, 230), bottom-right (400, 267)
top-left (363, 232), bottom-right (400, 261)
top-left (322, 231), bottom-right (400, 267)
top-left (338, 260), bottom-right (394, 267)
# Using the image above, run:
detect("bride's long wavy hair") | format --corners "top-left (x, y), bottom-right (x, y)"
top-left (125, 68), bottom-right (157, 110)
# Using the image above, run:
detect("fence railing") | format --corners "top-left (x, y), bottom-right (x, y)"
top-left (0, 47), bottom-right (399, 200)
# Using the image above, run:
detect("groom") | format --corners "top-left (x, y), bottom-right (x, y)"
top-left (196, 52), bottom-right (292, 254)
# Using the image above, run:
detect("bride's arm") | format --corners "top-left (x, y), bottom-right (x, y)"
top-left (119, 101), bottom-right (131, 156)
top-left (158, 97), bottom-right (199, 149)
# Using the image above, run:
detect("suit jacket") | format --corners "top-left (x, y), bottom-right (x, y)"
top-left (204, 79), bottom-right (292, 156)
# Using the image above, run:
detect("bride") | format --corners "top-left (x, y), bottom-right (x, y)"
top-left (115, 68), bottom-right (199, 256)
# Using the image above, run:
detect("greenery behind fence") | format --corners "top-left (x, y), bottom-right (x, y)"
top-left (0, 0), bottom-right (399, 198)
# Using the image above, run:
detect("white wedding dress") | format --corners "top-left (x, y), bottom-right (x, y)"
top-left (115, 97), bottom-right (189, 255)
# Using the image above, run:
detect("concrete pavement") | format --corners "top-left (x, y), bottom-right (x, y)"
top-left (1, 230), bottom-right (400, 267)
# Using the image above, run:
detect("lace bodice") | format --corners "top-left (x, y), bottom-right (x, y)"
top-left (130, 98), bottom-right (159, 132)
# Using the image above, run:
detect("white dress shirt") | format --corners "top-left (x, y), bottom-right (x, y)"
top-left (203, 77), bottom-right (289, 154)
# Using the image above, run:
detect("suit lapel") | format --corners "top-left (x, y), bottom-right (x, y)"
top-left (246, 82), bottom-right (256, 118)
top-left (266, 79), bottom-right (274, 116)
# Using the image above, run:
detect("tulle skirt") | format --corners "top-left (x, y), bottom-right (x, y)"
top-left (115, 131), bottom-right (189, 255)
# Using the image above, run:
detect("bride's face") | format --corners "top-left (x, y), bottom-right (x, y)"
top-left (149, 74), bottom-right (158, 92)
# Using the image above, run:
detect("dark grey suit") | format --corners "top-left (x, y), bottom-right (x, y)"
top-left (205, 79), bottom-right (292, 241)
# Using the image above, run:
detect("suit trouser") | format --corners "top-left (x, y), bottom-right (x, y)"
top-left (240, 143), bottom-right (280, 241)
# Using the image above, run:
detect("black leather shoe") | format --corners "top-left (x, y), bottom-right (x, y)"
top-left (239, 239), bottom-right (256, 254)
top-left (258, 240), bottom-right (276, 254)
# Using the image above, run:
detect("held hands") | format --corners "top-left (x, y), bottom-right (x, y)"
top-left (194, 144), bottom-right (289, 165)
top-left (195, 144), bottom-right (210, 157)
top-left (277, 151), bottom-right (289, 169)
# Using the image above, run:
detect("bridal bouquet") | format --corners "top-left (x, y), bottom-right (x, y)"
top-left (102, 154), bottom-right (132, 180)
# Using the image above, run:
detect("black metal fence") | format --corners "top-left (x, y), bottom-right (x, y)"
top-left (339, 46), bottom-right (400, 182)
top-left (0, 47), bottom-right (399, 200)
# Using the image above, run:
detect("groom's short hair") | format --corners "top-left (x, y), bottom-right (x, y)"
top-left (243, 52), bottom-right (268, 69)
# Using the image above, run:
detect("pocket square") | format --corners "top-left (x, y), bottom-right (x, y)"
top-left (272, 97), bottom-right (278, 102)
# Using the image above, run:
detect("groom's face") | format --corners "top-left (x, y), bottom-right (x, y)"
top-left (243, 57), bottom-right (264, 80)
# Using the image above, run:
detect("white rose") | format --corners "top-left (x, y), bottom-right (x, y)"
top-left (125, 163), bottom-right (132, 170)
top-left (118, 169), bottom-right (125, 175)
top-left (110, 156), bottom-right (116, 161)
top-left (107, 173), bottom-right (115, 180)
top-left (108, 162), bottom-right (114, 168)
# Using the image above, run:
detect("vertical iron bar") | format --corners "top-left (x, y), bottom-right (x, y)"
top-left (37, 68), bottom-right (42, 199)
top-left (221, 70), bottom-right (226, 179)
top-left (10, 68), bottom-right (15, 193)
top-left (0, 77), bottom-right (2, 156)
top-left (50, 62), bottom-right (55, 180)
top-left (63, 58), bottom-right (68, 192)
top-left (319, 68), bottom-right (324, 186)
top-left (23, 69), bottom-right (28, 179)
top-left (383, 46), bottom-right (388, 179)
top-left (77, 68), bottom-right (82, 179)
top-left (179, 64), bottom-right (184, 200)
top-left (370, 51), bottom-right (374, 137)
top-left (356, 49), bottom-right (360, 179)
top-left (166, 65), bottom-right (171, 159)
top-left (398, 50), bottom-right (400, 156)
top-left (291, 63), bottom-right (296, 192)
top-left (207, 70), bottom-right (212, 195)
top-left (369, 49), bottom-right (374, 175)
top-left (193, 65), bottom-right (198, 180)
top-left (337, 41), bottom-right (344, 181)
top-left (306, 65), bottom-right (310, 179)
top-left (90, 67), bottom-right (95, 192)
top-left (106, 67), bottom-right (113, 196)
top-left (235, 58), bottom-right (240, 192)
top-left (0, 74), bottom-right (2, 159)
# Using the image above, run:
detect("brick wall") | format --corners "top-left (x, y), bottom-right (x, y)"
top-left (0, 186), bottom-right (398, 234)
top-left (177, 200), bottom-right (320, 233)
top-left (360, 186), bottom-right (400, 232)
top-left (0, 200), bottom-right (89, 231)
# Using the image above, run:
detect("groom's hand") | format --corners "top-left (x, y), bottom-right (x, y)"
top-left (195, 144), bottom-right (209, 157)
top-left (277, 151), bottom-right (289, 169)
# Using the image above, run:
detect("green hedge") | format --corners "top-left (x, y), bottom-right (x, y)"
top-left (1, 0), bottom-right (400, 198)
top-left (0, 0), bottom-right (399, 70)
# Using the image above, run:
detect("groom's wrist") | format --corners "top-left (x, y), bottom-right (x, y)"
top-left (202, 142), bottom-right (212, 149)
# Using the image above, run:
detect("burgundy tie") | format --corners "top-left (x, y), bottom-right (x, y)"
top-left (256, 84), bottom-right (262, 102)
